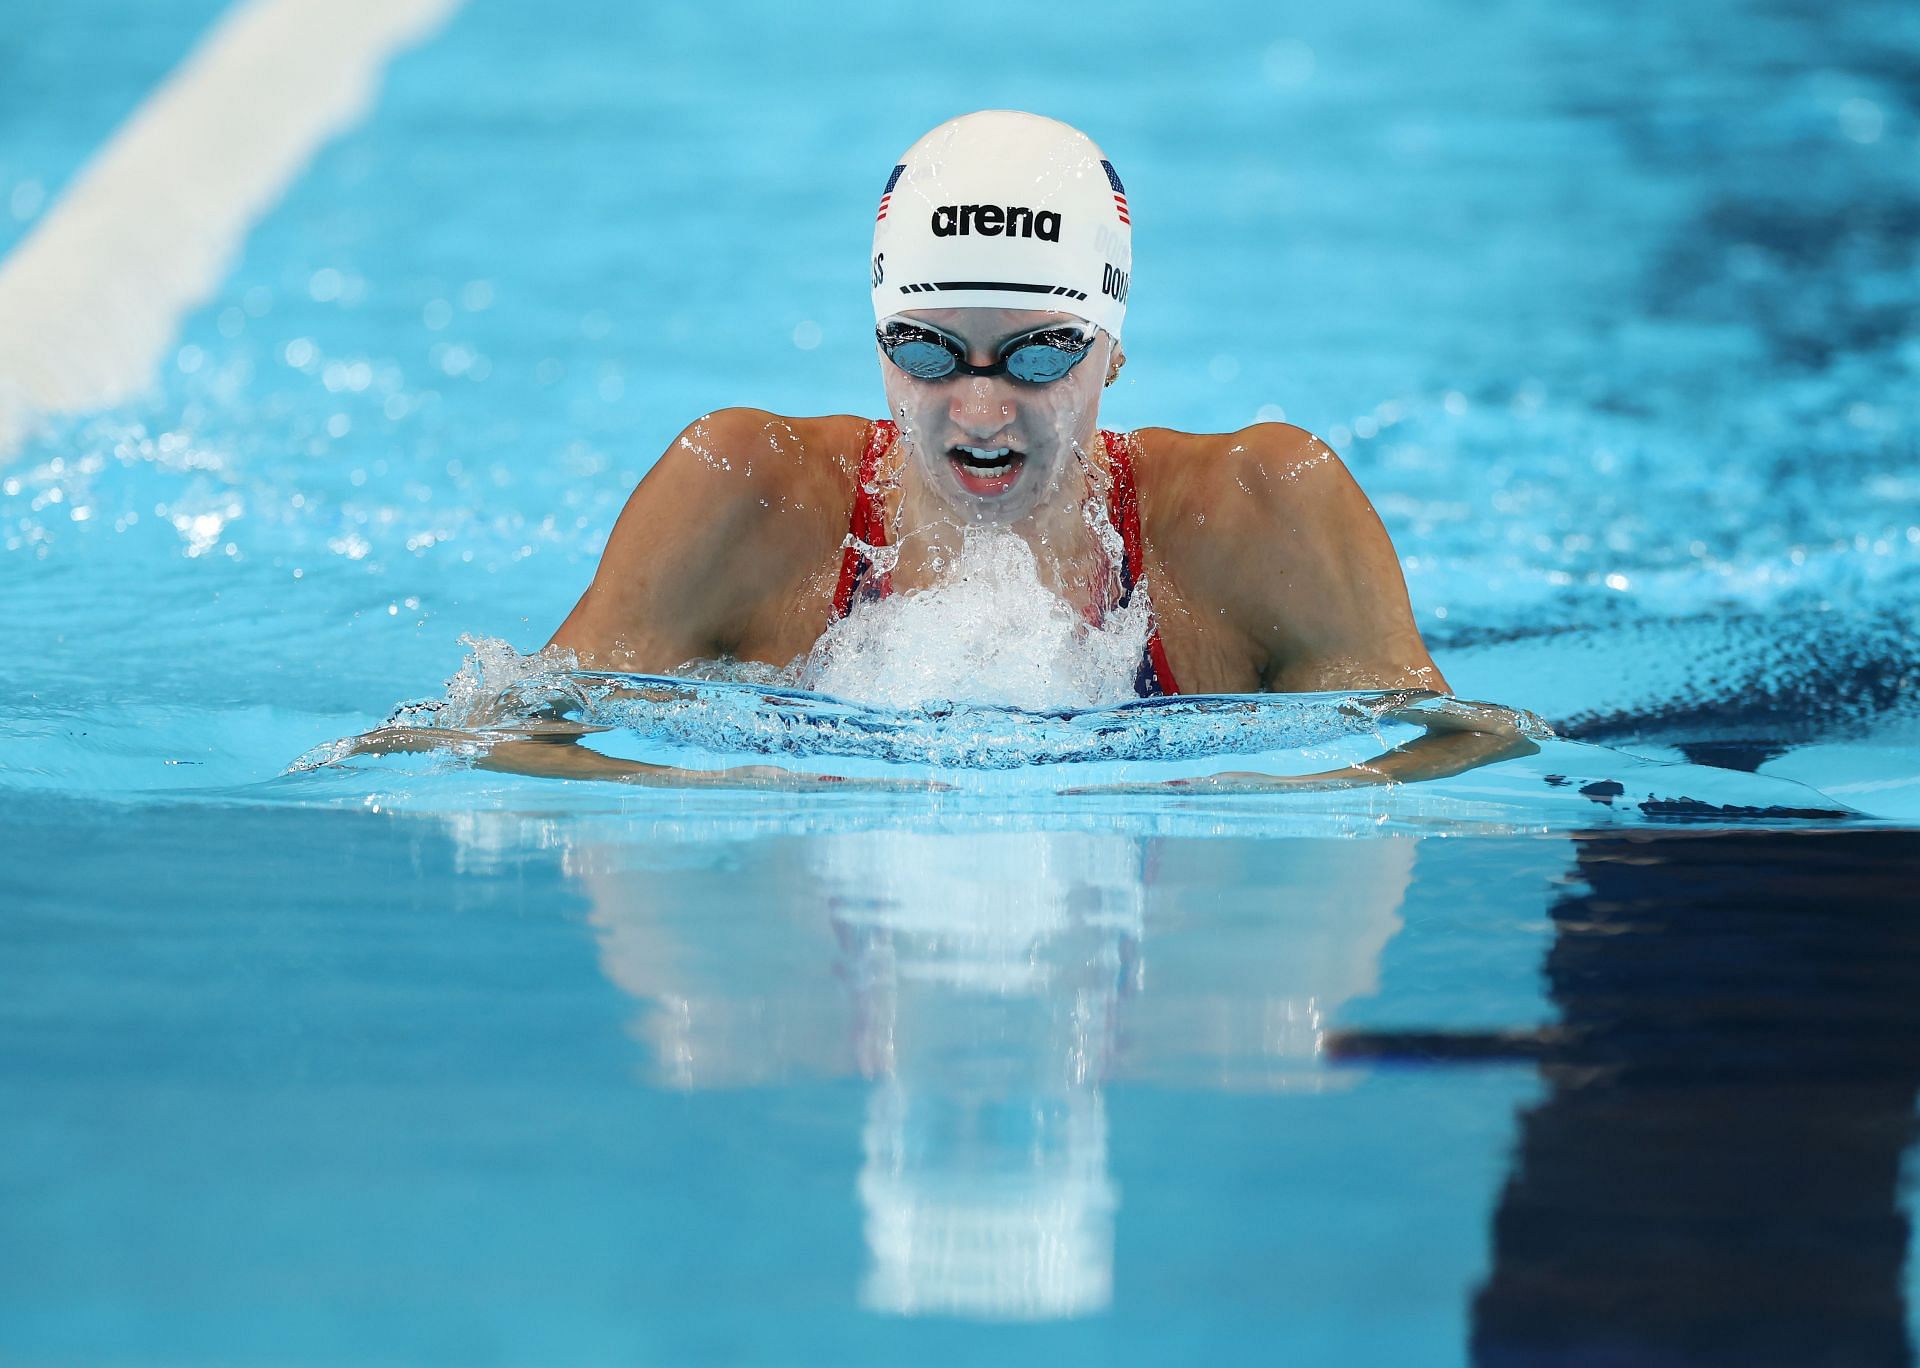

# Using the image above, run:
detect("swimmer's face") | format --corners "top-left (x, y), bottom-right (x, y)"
top-left (878, 307), bottom-right (1114, 523)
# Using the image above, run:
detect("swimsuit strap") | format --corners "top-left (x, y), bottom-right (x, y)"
top-left (830, 418), bottom-right (897, 621)
top-left (1101, 429), bottom-right (1181, 697)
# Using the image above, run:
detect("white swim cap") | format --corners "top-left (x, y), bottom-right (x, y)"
top-left (870, 111), bottom-right (1133, 341)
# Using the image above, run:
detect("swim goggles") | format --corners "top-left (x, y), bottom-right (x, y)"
top-left (876, 319), bottom-right (1094, 383)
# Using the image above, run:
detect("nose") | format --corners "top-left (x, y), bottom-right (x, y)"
top-left (948, 375), bottom-right (1016, 438)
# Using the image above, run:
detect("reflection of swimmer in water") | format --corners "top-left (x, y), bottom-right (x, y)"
top-left (564, 820), bottom-right (1420, 1319)
top-left (540, 111), bottom-right (1533, 788)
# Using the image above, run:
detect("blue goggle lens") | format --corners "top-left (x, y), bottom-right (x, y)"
top-left (878, 324), bottom-right (1093, 384)
top-left (886, 337), bottom-right (964, 380)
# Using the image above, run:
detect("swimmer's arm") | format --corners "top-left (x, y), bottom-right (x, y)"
top-left (1158, 698), bottom-right (1541, 794)
top-left (333, 724), bottom-right (929, 791)
top-left (1210, 426), bottom-right (1443, 697)
top-left (1066, 696), bottom-right (1540, 795)
top-left (548, 408), bottom-right (816, 671)
top-left (1180, 425), bottom-right (1538, 789)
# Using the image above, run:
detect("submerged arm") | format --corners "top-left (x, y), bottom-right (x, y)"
top-left (1336, 702), bottom-right (1542, 783)
top-left (1161, 696), bottom-right (1542, 794)
top-left (330, 722), bottom-right (932, 791)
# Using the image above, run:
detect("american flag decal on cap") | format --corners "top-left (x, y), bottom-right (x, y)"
top-left (876, 163), bottom-right (905, 223)
top-left (1101, 159), bottom-right (1129, 226)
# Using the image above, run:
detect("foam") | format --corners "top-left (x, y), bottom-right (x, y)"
top-left (801, 525), bottom-right (1153, 710)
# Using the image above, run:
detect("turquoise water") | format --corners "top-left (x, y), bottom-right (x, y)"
top-left (3, 0), bottom-right (1919, 1362)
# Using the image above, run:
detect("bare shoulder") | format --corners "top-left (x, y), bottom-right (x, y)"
top-left (548, 408), bottom-right (874, 667)
top-left (1134, 421), bottom-right (1363, 526)
top-left (649, 407), bottom-right (870, 510)
top-left (628, 406), bottom-right (876, 569)
top-left (1131, 422), bottom-right (1373, 582)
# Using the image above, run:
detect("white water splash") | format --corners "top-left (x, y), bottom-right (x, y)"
top-left (800, 526), bottom-right (1153, 711)
top-left (385, 632), bottom-right (585, 729)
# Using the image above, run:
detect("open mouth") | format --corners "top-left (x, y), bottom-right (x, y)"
top-left (946, 444), bottom-right (1027, 497)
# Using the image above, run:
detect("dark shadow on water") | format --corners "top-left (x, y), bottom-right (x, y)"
top-left (1671, 739), bottom-right (1791, 775)
top-left (1335, 828), bottom-right (1920, 1367)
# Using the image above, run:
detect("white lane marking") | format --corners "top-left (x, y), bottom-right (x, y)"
top-left (0, 0), bottom-right (463, 459)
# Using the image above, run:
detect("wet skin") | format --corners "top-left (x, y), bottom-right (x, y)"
top-left (542, 307), bottom-right (1534, 787)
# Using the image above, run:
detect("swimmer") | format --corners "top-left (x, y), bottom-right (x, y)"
top-left (540, 110), bottom-right (1535, 789)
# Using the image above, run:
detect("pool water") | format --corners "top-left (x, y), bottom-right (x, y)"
top-left (3, 0), bottom-right (1918, 1362)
